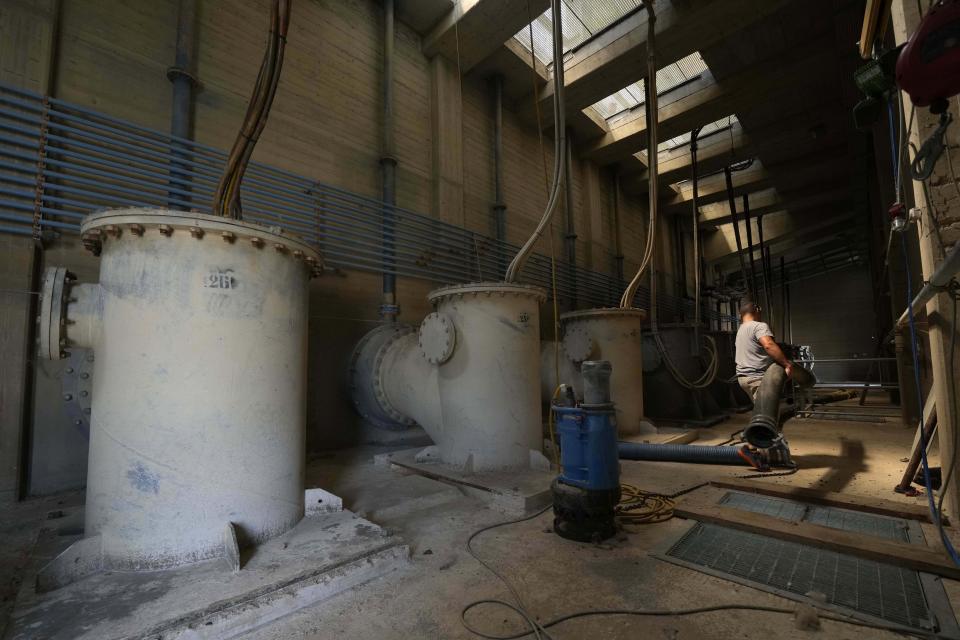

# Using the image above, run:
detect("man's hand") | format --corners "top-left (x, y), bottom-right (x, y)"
top-left (759, 336), bottom-right (793, 375)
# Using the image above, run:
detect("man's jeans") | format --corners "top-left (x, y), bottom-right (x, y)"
top-left (737, 375), bottom-right (763, 401)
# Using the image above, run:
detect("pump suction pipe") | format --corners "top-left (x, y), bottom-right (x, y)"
top-left (505, 0), bottom-right (567, 283)
top-left (619, 0), bottom-right (658, 308)
top-left (618, 13), bottom-right (718, 389)
top-left (380, 0), bottom-right (399, 321)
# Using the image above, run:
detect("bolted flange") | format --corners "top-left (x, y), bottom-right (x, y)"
top-left (562, 325), bottom-right (594, 363)
top-left (418, 312), bottom-right (456, 365)
top-left (39, 266), bottom-right (72, 360)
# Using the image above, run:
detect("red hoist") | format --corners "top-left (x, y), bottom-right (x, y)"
top-left (896, 0), bottom-right (960, 110)
top-left (897, 0), bottom-right (960, 180)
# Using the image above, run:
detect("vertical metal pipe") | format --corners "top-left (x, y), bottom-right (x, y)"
top-left (674, 217), bottom-right (686, 301)
top-left (564, 129), bottom-right (577, 303)
top-left (380, 0), bottom-right (398, 321)
top-left (690, 127), bottom-right (702, 331)
top-left (756, 212), bottom-right (768, 321)
top-left (725, 167), bottom-right (750, 298)
top-left (612, 173), bottom-right (624, 284)
top-left (763, 244), bottom-right (774, 327)
top-left (742, 194), bottom-right (758, 300)
top-left (643, 10), bottom-right (660, 326)
top-left (492, 74), bottom-right (506, 276)
top-left (167, 0), bottom-right (197, 209)
top-left (780, 255), bottom-right (787, 336)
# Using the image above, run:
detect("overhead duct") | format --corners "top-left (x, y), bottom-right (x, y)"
top-left (36, 208), bottom-right (321, 585)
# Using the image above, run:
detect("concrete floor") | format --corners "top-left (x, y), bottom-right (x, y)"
top-left (248, 406), bottom-right (958, 640)
top-left (2, 405), bottom-right (958, 639)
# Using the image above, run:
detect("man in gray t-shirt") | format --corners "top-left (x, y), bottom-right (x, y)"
top-left (735, 302), bottom-right (793, 400)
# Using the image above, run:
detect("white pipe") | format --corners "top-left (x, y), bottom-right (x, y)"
top-left (540, 308), bottom-right (653, 436)
top-left (352, 282), bottom-right (549, 471)
top-left (37, 207), bottom-right (320, 584)
top-left (65, 283), bottom-right (102, 350)
top-left (896, 241), bottom-right (960, 331)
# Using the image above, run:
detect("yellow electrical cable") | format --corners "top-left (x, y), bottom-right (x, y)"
top-left (616, 483), bottom-right (676, 524)
top-left (547, 385), bottom-right (562, 470)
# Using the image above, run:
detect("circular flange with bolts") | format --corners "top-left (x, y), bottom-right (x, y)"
top-left (347, 324), bottom-right (416, 430)
top-left (39, 266), bottom-right (73, 360)
top-left (562, 325), bottom-right (594, 363)
top-left (419, 312), bottom-right (456, 365)
top-left (80, 208), bottom-right (325, 277)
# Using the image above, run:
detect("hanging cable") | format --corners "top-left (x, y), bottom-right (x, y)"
top-left (504, 0), bottom-right (567, 283)
top-left (900, 232), bottom-right (960, 566)
top-left (619, 0), bottom-right (658, 308)
top-left (652, 331), bottom-right (720, 389)
top-left (887, 85), bottom-right (960, 565)
top-left (691, 126), bottom-right (703, 335)
top-left (648, 124), bottom-right (718, 389)
top-left (523, 0), bottom-right (562, 470)
top-left (213, 0), bottom-right (291, 220)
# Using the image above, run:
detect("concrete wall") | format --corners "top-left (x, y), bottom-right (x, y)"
top-left (773, 266), bottom-right (877, 381)
top-left (0, 0), bottom-right (684, 494)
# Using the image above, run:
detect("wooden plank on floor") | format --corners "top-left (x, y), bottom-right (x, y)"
top-left (708, 478), bottom-right (947, 525)
top-left (674, 502), bottom-right (960, 581)
top-left (660, 431), bottom-right (699, 445)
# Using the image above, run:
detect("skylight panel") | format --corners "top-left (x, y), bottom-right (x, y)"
top-left (590, 52), bottom-right (709, 120)
top-left (513, 1), bottom-right (641, 67)
top-left (658, 114), bottom-right (738, 153)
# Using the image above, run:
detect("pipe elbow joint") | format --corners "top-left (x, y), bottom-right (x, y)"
top-left (39, 267), bottom-right (103, 360)
top-left (347, 324), bottom-right (416, 430)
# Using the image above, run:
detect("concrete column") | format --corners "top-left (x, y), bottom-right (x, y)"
top-left (0, 238), bottom-right (37, 502)
top-left (430, 55), bottom-right (464, 226)
top-left (892, 0), bottom-right (960, 516)
top-left (581, 161), bottom-right (606, 273)
top-left (0, 0), bottom-right (59, 502)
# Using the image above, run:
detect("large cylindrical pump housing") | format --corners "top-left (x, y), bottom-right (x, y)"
top-left (350, 282), bottom-right (547, 472)
top-left (42, 208), bottom-right (321, 571)
top-left (542, 307), bottom-right (648, 436)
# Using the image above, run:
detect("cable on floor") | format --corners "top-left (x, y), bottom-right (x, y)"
top-left (460, 497), bottom-right (939, 640)
top-left (616, 484), bottom-right (675, 524)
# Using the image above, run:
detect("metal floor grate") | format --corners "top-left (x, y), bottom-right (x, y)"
top-left (662, 491), bottom-right (957, 635)
top-left (719, 492), bottom-right (911, 542)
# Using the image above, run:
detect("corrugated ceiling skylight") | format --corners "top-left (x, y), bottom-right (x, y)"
top-left (592, 52), bottom-right (709, 120)
top-left (513, 1), bottom-right (642, 67)
top-left (659, 114), bottom-right (738, 152)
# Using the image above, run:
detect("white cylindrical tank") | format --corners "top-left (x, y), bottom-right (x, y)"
top-left (47, 208), bottom-right (321, 571)
top-left (430, 282), bottom-right (546, 470)
top-left (541, 307), bottom-right (649, 436)
top-left (350, 282), bottom-right (547, 471)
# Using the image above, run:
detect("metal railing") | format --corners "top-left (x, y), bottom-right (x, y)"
top-left (0, 81), bottom-right (740, 323)
top-left (791, 356), bottom-right (901, 422)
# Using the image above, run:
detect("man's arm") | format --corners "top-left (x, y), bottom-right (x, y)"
top-left (759, 335), bottom-right (793, 378)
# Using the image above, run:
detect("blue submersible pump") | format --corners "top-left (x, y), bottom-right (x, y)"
top-left (551, 360), bottom-right (621, 542)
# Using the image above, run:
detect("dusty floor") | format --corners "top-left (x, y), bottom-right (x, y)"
top-left (1, 403), bottom-right (956, 640)
top-left (249, 405), bottom-right (957, 640)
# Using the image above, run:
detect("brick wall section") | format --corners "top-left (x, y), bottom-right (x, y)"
top-left (914, 100), bottom-right (960, 246)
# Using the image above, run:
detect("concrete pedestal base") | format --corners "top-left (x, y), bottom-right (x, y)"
top-left (378, 447), bottom-right (554, 514)
top-left (7, 510), bottom-right (408, 640)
